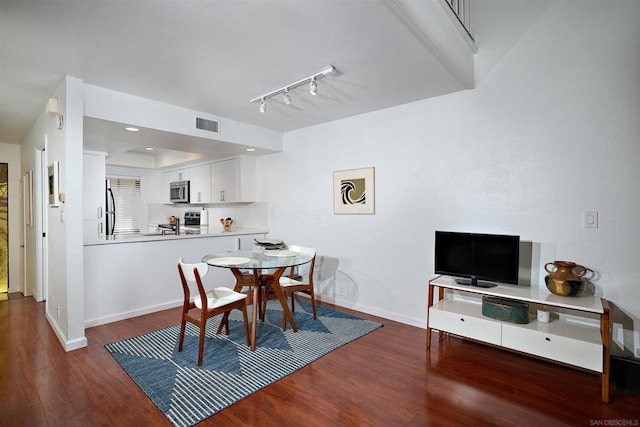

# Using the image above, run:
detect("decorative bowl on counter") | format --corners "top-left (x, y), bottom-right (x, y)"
top-left (220, 217), bottom-right (233, 232)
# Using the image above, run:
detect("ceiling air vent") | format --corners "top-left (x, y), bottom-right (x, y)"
top-left (195, 116), bottom-right (219, 133)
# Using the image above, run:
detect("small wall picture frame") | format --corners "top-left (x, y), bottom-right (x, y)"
top-left (48, 161), bottom-right (59, 207)
top-left (333, 167), bottom-right (375, 215)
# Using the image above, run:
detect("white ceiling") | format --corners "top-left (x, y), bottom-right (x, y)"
top-left (0, 0), bottom-right (475, 160)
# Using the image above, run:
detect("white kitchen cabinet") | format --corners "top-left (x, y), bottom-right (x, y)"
top-left (189, 164), bottom-right (211, 203)
top-left (83, 151), bottom-right (106, 241)
top-left (210, 156), bottom-right (256, 203)
top-left (161, 171), bottom-right (172, 203)
top-left (164, 168), bottom-right (190, 182)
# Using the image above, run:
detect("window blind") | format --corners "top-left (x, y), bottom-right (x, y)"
top-left (108, 177), bottom-right (141, 235)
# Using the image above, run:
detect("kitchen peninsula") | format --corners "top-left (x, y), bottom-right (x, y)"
top-left (83, 228), bottom-right (267, 327)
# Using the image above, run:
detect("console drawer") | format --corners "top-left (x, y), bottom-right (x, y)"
top-left (429, 300), bottom-right (502, 345)
top-left (502, 323), bottom-right (602, 372)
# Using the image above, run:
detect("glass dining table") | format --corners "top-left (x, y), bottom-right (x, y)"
top-left (202, 249), bottom-right (312, 350)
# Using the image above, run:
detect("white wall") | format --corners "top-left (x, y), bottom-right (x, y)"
top-left (0, 143), bottom-right (22, 293)
top-left (20, 76), bottom-right (88, 351)
top-left (259, 1), bottom-right (640, 356)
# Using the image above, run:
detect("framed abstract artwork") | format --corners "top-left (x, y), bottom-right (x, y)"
top-left (333, 167), bottom-right (375, 215)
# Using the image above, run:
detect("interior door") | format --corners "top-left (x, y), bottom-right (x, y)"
top-left (30, 146), bottom-right (47, 302)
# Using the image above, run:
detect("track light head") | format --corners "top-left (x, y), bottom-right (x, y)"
top-left (259, 98), bottom-right (266, 113)
top-left (283, 89), bottom-right (292, 105)
top-left (310, 78), bottom-right (318, 96)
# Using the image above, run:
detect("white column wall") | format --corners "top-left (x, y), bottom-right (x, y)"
top-left (258, 1), bottom-right (640, 355)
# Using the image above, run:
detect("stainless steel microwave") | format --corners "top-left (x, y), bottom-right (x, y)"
top-left (170, 181), bottom-right (190, 203)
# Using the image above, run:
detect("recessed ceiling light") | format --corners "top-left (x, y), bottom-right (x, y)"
top-left (245, 148), bottom-right (256, 152)
top-left (125, 126), bottom-right (140, 132)
top-left (145, 147), bottom-right (154, 151)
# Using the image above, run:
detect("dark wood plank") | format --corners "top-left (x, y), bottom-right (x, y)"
top-left (0, 296), bottom-right (638, 426)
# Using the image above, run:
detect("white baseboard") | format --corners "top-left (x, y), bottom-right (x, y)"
top-left (318, 295), bottom-right (425, 329)
top-left (46, 311), bottom-right (88, 351)
top-left (84, 299), bottom-right (183, 328)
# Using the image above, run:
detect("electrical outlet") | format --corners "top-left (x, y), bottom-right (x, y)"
top-left (335, 282), bottom-right (347, 297)
top-left (56, 306), bottom-right (60, 320)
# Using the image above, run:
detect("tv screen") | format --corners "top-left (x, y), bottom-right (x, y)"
top-left (434, 231), bottom-right (520, 287)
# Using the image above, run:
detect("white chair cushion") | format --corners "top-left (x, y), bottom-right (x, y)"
top-left (279, 277), bottom-right (305, 287)
top-left (194, 287), bottom-right (246, 310)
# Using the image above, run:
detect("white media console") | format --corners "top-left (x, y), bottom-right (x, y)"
top-left (426, 275), bottom-right (610, 402)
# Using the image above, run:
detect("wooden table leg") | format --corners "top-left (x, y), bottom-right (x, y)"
top-left (231, 269), bottom-right (260, 351)
top-left (249, 271), bottom-right (261, 350)
top-left (261, 268), bottom-right (297, 332)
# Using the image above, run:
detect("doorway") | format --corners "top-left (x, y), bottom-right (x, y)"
top-left (0, 162), bottom-right (8, 300)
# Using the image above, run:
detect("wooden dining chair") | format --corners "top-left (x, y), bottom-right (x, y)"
top-left (278, 245), bottom-right (317, 330)
top-left (177, 258), bottom-right (251, 365)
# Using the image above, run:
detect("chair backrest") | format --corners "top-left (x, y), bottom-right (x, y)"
top-left (288, 245), bottom-right (316, 282)
top-left (178, 257), bottom-right (209, 310)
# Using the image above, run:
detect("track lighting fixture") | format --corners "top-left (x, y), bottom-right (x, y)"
top-left (283, 89), bottom-right (292, 105)
top-left (250, 65), bottom-right (336, 113)
top-left (310, 78), bottom-right (317, 96)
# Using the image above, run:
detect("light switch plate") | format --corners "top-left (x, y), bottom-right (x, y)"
top-left (584, 211), bottom-right (598, 228)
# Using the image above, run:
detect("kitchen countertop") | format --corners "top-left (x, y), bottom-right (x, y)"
top-left (83, 227), bottom-right (268, 246)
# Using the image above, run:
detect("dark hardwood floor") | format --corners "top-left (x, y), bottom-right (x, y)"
top-left (1, 295), bottom-right (639, 426)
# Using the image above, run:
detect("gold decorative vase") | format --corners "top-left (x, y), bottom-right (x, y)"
top-left (544, 260), bottom-right (591, 297)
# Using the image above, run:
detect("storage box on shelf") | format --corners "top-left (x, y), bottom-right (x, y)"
top-left (426, 275), bottom-right (610, 402)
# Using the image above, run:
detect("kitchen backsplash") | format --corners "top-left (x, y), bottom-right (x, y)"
top-left (147, 201), bottom-right (268, 233)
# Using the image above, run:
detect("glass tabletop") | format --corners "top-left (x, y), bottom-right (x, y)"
top-left (202, 249), bottom-right (312, 270)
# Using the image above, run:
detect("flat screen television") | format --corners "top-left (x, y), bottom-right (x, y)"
top-left (434, 231), bottom-right (520, 288)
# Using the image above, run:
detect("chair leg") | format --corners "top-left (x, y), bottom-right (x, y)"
top-left (281, 289), bottom-right (289, 331)
top-left (217, 312), bottom-right (230, 335)
top-left (309, 289), bottom-right (317, 320)
top-left (260, 286), bottom-right (268, 322)
top-left (282, 310), bottom-right (287, 331)
top-left (178, 318), bottom-right (187, 352)
top-left (241, 306), bottom-right (251, 347)
top-left (216, 315), bottom-right (224, 335)
top-left (290, 292), bottom-right (296, 312)
top-left (197, 322), bottom-right (206, 366)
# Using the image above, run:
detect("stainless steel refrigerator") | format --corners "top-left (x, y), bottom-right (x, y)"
top-left (105, 179), bottom-right (116, 236)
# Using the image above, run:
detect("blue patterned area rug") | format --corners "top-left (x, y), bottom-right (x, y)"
top-left (105, 299), bottom-right (382, 427)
